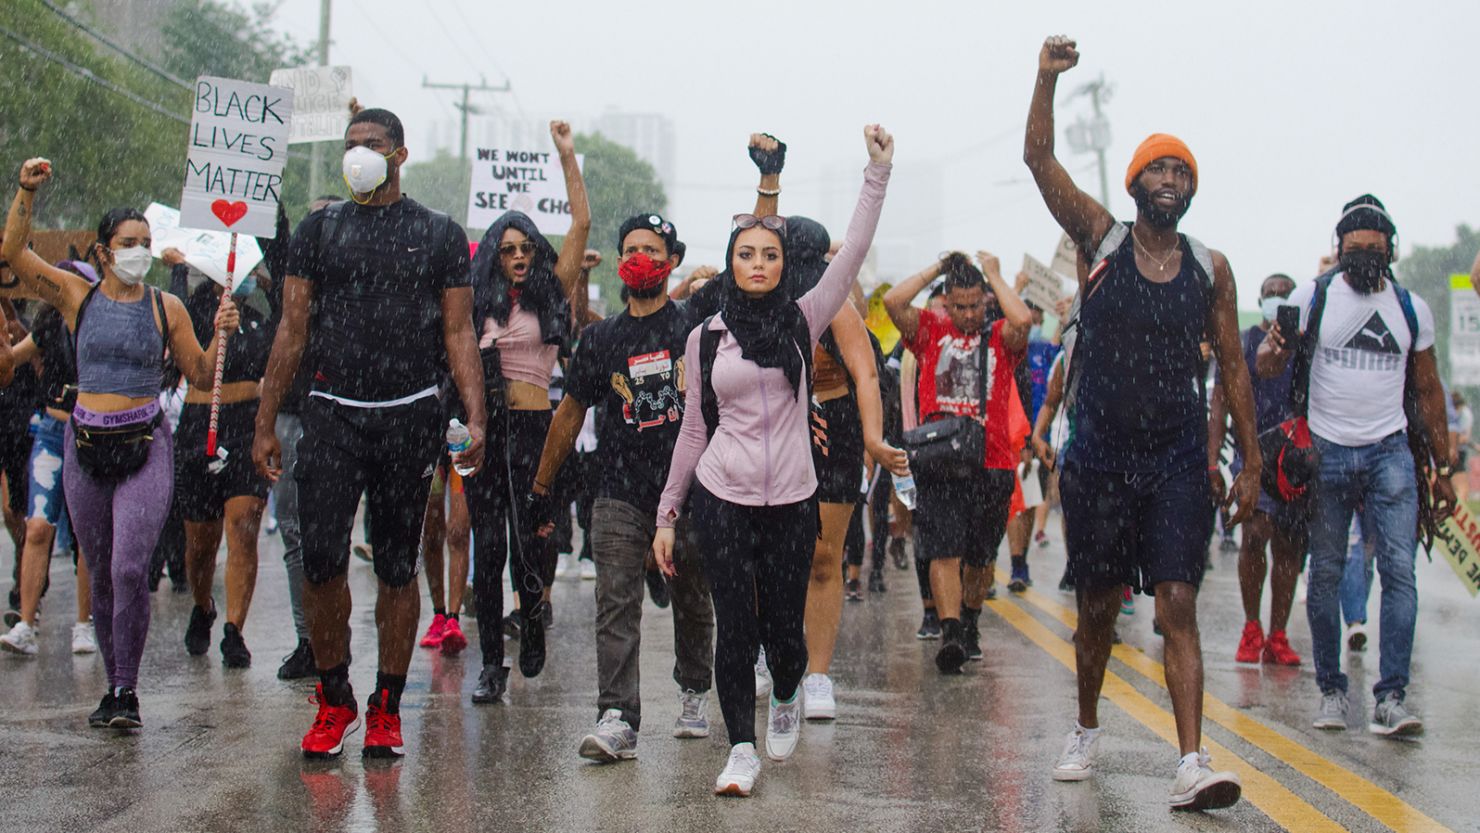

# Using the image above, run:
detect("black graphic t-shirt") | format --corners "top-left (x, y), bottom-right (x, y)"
top-left (565, 300), bottom-right (698, 514)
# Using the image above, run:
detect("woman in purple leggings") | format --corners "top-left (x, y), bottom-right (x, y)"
top-left (2, 158), bottom-right (239, 730)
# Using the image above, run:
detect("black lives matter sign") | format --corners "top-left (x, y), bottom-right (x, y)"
top-left (180, 76), bottom-right (294, 238)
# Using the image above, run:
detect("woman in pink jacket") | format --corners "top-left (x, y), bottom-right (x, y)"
top-left (653, 125), bottom-right (894, 797)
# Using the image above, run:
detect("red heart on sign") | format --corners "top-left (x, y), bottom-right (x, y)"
top-left (211, 199), bottom-right (248, 227)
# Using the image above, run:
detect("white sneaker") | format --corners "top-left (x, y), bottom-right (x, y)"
top-left (1312, 690), bottom-right (1349, 730)
top-left (556, 553), bottom-right (573, 579)
top-left (802, 673), bottom-right (836, 721)
top-left (1169, 748), bottom-right (1242, 811)
top-left (754, 648), bottom-right (772, 698)
top-left (577, 709), bottom-right (638, 762)
top-left (0, 621), bottom-right (38, 656)
top-left (764, 693), bottom-right (801, 761)
top-left (71, 621), bottom-right (97, 655)
top-left (1052, 725), bottom-right (1102, 781)
top-left (673, 689), bottom-right (710, 738)
top-left (714, 743), bottom-right (761, 797)
top-left (580, 559), bottom-right (597, 581)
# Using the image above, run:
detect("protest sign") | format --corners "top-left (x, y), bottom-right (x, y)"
top-left (180, 76), bottom-right (294, 238)
top-left (1450, 274), bottom-right (1480, 385)
top-left (144, 203), bottom-right (263, 288)
top-left (268, 66), bottom-right (353, 144)
top-left (1020, 254), bottom-right (1072, 312)
top-left (1434, 502), bottom-right (1480, 598)
top-left (1050, 232), bottom-right (1080, 278)
top-left (467, 147), bottom-right (584, 235)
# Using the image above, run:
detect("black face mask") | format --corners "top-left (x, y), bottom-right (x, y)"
top-left (1340, 250), bottom-right (1389, 293)
top-left (1130, 183), bottom-right (1192, 229)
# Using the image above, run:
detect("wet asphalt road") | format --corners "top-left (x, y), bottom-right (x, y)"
top-left (2, 518), bottom-right (1477, 833)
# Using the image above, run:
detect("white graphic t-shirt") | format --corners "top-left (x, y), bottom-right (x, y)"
top-left (1291, 274), bottom-right (1435, 446)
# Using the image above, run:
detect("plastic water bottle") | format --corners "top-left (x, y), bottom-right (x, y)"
top-left (447, 419), bottom-right (474, 476)
top-left (892, 471), bottom-right (917, 511)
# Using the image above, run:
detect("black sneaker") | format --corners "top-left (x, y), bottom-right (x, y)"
top-left (503, 611), bottom-right (523, 640)
top-left (868, 571), bottom-right (887, 594)
top-left (220, 622), bottom-right (252, 669)
top-left (935, 619), bottom-right (967, 674)
top-left (277, 639), bottom-right (316, 680)
top-left (890, 538), bottom-right (909, 571)
top-left (185, 603), bottom-right (216, 656)
top-left (1058, 572), bottom-right (1074, 593)
top-left (110, 687), bottom-right (142, 729)
top-left (471, 663), bottom-right (510, 704)
top-left (915, 610), bottom-right (941, 640)
top-left (1008, 562), bottom-right (1032, 593)
top-left (88, 691), bottom-right (117, 728)
top-left (962, 616), bottom-right (983, 662)
top-left (519, 605), bottom-right (547, 678)
top-left (645, 569), bottom-right (671, 609)
top-left (984, 584), bottom-right (997, 602)
top-left (845, 578), bottom-right (863, 602)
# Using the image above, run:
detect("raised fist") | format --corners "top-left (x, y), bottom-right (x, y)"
top-left (1039, 35), bottom-right (1080, 75)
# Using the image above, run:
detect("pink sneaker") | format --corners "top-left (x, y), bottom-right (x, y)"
top-left (439, 617), bottom-right (468, 656)
top-left (419, 614), bottom-right (447, 649)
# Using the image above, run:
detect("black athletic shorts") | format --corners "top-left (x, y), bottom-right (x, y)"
top-left (915, 466), bottom-right (1014, 567)
top-left (174, 401), bottom-right (270, 522)
top-left (814, 395), bottom-right (864, 504)
top-left (295, 394), bottom-right (443, 588)
top-left (1059, 460), bottom-right (1214, 594)
top-left (0, 424), bottom-right (32, 518)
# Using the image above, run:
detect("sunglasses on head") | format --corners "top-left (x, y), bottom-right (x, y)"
top-left (498, 241), bottom-right (536, 257)
top-left (733, 214), bottom-right (787, 233)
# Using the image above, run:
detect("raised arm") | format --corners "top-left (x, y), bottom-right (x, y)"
top-left (797, 125), bottom-right (893, 339)
top-left (833, 305), bottom-right (909, 476)
top-left (656, 326), bottom-right (710, 528)
top-left (1207, 251), bottom-right (1260, 525)
top-left (1023, 36), bottom-right (1115, 267)
top-left (2, 159), bottom-right (91, 319)
top-left (748, 133), bottom-right (785, 217)
top-left (550, 120), bottom-right (592, 300)
top-left (979, 251), bottom-right (1032, 352)
top-left (252, 275), bottom-right (312, 481)
top-left (884, 259), bottom-right (942, 345)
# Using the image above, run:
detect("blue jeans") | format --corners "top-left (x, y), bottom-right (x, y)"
top-left (1341, 516), bottom-right (1375, 626)
top-left (1307, 432), bottom-right (1417, 700)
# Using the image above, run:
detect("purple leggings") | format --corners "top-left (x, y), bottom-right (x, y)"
top-left (63, 417), bottom-right (174, 690)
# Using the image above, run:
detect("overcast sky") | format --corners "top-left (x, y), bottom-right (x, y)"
top-left (255, 0), bottom-right (1477, 307)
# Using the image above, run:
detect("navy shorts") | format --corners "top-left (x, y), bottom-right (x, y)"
top-left (915, 467), bottom-right (1014, 567)
top-left (1059, 461), bottom-right (1213, 594)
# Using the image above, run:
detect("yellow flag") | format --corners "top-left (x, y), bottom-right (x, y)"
top-left (866, 284), bottom-right (901, 354)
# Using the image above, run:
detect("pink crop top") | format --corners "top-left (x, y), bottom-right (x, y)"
top-left (480, 303), bottom-right (559, 388)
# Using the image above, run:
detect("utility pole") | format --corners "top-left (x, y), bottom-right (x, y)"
top-left (422, 76), bottom-right (512, 160)
top-left (308, 0), bottom-right (331, 198)
top-left (1065, 73), bottom-right (1114, 208)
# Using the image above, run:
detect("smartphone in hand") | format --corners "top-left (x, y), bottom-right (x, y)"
top-left (1276, 305), bottom-right (1300, 343)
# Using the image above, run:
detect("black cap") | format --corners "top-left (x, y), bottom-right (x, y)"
top-left (617, 213), bottom-right (679, 256)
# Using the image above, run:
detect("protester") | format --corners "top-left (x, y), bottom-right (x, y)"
top-left (653, 125), bottom-right (893, 797)
top-left (3, 158), bottom-right (240, 730)
top-left (1257, 194), bottom-right (1454, 737)
top-left (1026, 36), bottom-right (1262, 810)
top-left (252, 107), bottom-right (487, 758)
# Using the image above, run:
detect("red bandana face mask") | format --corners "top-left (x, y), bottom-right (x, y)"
top-left (618, 252), bottom-right (672, 292)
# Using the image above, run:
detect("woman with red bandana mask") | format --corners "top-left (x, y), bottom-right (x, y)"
top-left (463, 120), bottom-right (591, 704)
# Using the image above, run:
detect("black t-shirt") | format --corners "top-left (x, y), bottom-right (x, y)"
top-left (564, 300), bottom-right (701, 514)
top-left (185, 283), bottom-right (275, 385)
top-left (32, 306), bottom-right (77, 411)
top-left (287, 197), bottom-right (469, 402)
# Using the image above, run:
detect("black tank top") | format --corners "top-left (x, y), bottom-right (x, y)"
top-left (1066, 228), bottom-right (1208, 472)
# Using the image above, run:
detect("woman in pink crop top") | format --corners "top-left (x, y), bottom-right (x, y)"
top-left (651, 126), bottom-right (894, 797)
top-left (463, 120), bottom-right (591, 699)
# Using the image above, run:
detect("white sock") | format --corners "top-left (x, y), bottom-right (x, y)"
top-left (1075, 722), bottom-right (1102, 737)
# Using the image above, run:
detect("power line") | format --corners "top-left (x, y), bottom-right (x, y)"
top-left (37, 0), bottom-right (192, 90)
top-left (0, 23), bottom-right (188, 124)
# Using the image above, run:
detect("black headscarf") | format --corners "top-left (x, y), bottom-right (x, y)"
top-left (784, 216), bottom-right (831, 295)
top-left (470, 211), bottom-right (570, 347)
top-left (720, 223), bottom-right (808, 399)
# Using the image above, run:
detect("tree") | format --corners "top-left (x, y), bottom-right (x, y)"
top-left (575, 131), bottom-right (668, 304)
top-left (1397, 224), bottom-right (1480, 387)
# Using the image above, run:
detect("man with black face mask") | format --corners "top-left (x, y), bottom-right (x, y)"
top-left (1258, 195), bottom-right (1455, 739)
top-left (1025, 35), bottom-right (1262, 811)
top-left (526, 213), bottom-right (716, 764)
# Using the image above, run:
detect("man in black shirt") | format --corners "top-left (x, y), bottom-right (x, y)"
top-left (253, 108), bottom-right (486, 761)
top-left (528, 214), bottom-right (714, 763)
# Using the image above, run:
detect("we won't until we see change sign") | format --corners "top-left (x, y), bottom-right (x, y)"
top-left (181, 76), bottom-right (295, 239)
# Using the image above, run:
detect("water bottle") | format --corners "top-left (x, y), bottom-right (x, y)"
top-left (446, 419), bottom-right (474, 476)
top-left (892, 471), bottom-right (917, 511)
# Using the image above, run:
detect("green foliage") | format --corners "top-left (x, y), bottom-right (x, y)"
top-left (1397, 224), bottom-right (1480, 384)
top-left (401, 148), bottom-right (471, 227)
top-left (575, 131), bottom-right (668, 305)
top-left (157, 0), bottom-right (309, 85)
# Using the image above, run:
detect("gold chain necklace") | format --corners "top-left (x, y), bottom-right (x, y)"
top-left (1132, 227), bottom-right (1180, 272)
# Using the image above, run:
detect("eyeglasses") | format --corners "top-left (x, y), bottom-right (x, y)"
top-left (733, 214), bottom-right (787, 233)
top-left (498, 241), bottom-right (536, 257)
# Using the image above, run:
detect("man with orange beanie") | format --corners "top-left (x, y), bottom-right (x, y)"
top-left (1023, 34), bottom-right (1263, 811)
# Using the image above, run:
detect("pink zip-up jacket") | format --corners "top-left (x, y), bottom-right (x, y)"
top-left (656, 161), bottom-right (891, 527)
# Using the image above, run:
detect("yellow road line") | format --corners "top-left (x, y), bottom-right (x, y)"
top-left (987, 599), bottom-right (1346, 831)
top-left (995, 569), bottom-right (1455, 833)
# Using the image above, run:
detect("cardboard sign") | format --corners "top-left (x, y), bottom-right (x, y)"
top-left (268, 65), bottom-right (352, 144)
top-left (1021, 254), bottom-right (1072, 312)
top-left (467, 147), bottom-right (583, 235)
top-left (1435, 502), bottom-right (1480, 598)
top-left (1050, 232), bottom-right (1080, 278)
top-left (1450, 274), bottom-right (1480, 386)
top-left (180, 76), bottom-right (294, 238)
top-left (144, 203), bottom-right (263, 288)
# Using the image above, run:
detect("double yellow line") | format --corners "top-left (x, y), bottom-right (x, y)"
top-left (986, 568), bottom-right (1454, 832)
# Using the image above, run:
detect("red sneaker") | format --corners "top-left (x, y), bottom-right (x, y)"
top-left (1234, 621), bottom-right (1264, 665)
top-left (302, 684), bottom-right (361, 759)
top-left (439, 618), bottom-right (467, 656)
top-left (1262, 630), bottom-right (1302, 666)
top-left (418, 614), bottom-right (447, 648)
top-left (363, 690), bottom-right (404, 759)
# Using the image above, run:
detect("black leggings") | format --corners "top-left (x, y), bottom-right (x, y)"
top-left (465, 407), bottom-right (554, 667)
top-left (691, 482), bottom-right (816, 746)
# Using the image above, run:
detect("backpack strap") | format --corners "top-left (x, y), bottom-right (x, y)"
top-left (1290, 271), bottom-right (1339, 418)
top-left (151, 285), bottom-right (170, 362)
top-left (71, 282), bottom-right (102, 355)
top-left (317, 200), bottom-right (347, 254)
top-left (699, 315), bottom-right (722, 441)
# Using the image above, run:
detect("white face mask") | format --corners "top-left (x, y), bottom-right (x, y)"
top-left (110, 245), bottom-right (153, 285)
top-left (1260, 295), bottom-right (1288, 322)
top-left (342, 146), bottom-right (393, 199)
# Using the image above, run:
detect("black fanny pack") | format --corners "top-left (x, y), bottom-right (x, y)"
top-left (901, 335), bottom-right (989, 480)
top-left (72, 412), bottom-right (163, 482)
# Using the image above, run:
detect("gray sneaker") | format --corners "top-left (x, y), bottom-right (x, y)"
top-left (579, 709), bottom-right (638, 762)
top-left (1369, 695), bottom-right (1423, 737)
top-left (673, 689), bottom-right (710, 739)
top-left (1312, 690), bottom-right (1349, 730)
